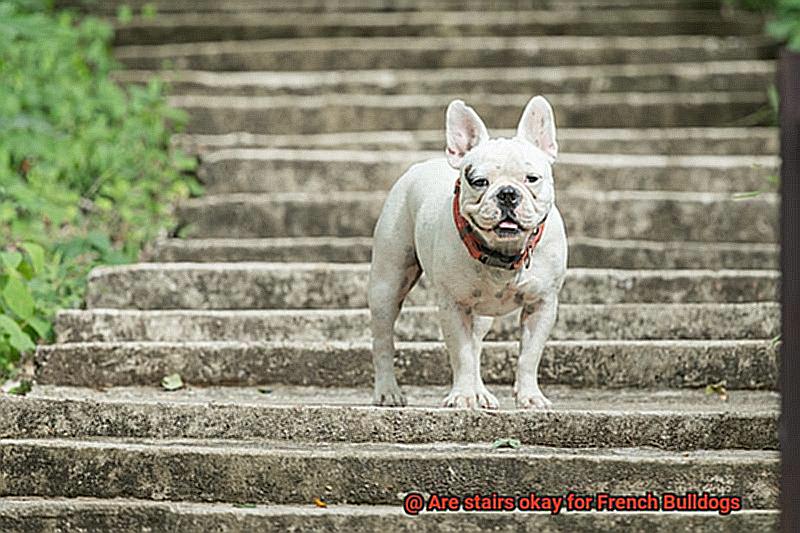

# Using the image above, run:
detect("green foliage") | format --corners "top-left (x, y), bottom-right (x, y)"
top-left (116, 4), bottom-right (133, 23)
top-left (767, 0), bottom-right (800, 50)
top-left (724, 0), bottom-right (778, 12)
top-left (141, 3), bottom-right (157, 20)
top-left (725, 0), bottom-right (800, 51)
top-left (0, 244), bottom-right (54, 375)
top-left (0, 0), bottom-right (199, 378)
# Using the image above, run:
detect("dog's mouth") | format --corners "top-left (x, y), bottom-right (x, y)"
top-left (493, 216), bottom-right (523, 238)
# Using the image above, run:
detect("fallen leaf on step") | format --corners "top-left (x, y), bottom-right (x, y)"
top-left (492, 438), bottom-right (521, 449)
top-left (705, 381), bottom-right (728, 402)
top-left (233, 503), bottom-right (256, 509)
top-left (161, 373), bottom-right (184, 391)
top-left (313, 497), bottom-right (328, 508)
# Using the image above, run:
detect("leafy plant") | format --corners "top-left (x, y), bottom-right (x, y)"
top-left (0, 244), bottom-right (53, 375)
top-left (141, 3), bottom-right (157, 19)
top-left (725, 0), bottom-right (800, 51)
top-left (116, 4), bottom-right (133, 23)
top-left (0, 0), bottom-right (199, 378)
top-left (767, 1), bottom-right (800, 50)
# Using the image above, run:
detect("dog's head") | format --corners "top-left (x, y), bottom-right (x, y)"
top-left (445, 96), bottom-right (558, 256)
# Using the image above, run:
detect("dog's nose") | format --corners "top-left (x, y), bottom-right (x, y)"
top-left (496, 186), bottom-right (521, 207)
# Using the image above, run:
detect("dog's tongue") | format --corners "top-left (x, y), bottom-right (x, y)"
top-left (498, 220), bottom-right (518, 230)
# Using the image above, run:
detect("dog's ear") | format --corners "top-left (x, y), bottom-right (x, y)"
top-left (445, 100), bottom-right (489, 168)
top-left (516, 96), bottom-right (558, 163)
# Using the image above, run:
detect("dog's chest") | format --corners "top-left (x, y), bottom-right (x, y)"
top-left (449, 265), bottom-right (540, 316)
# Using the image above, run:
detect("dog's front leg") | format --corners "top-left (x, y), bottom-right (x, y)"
top-left (515, 295), bottom-right (557, 409)
top-left (438, 299), bottom-right (499, 409)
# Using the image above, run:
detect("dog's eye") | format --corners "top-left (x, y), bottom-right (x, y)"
top-left (470, 178), bottom-right (489, 188)
top-left (526, 174), bottom-right (541, 184)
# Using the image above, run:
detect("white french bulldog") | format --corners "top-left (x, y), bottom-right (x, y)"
top-left (368, 95), bottom-right (567, 410)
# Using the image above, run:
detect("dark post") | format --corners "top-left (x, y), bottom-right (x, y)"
top-left (780, 48), bottom-right (800, 533)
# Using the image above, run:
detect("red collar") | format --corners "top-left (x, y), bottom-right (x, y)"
top-left (452, 177), bottom-right (547, 270)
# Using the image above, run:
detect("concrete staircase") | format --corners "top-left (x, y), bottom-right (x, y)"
top-left (1, 1), bottom-right (781, 530)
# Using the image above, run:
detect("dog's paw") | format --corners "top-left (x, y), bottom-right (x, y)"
top-left (442, 386), bottom-right (500, 410)
top-left (373, 380), bottom-right (407, 407)
top-left (514, 390), bottom-right (552, 410)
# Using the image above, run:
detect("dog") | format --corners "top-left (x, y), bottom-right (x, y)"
top-left (368, 96), bottom-right (567, 410)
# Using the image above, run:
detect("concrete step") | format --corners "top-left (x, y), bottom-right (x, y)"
top-left (112, 11), bottom-right (763, 46)
top-left (174, 127), bottom-right (780, 156)
top-left (176, 191), bottom-right (778, 242)
top-left (54, 303), bottom-right (780, 343)
top-left (34, 339), bottom-right (778, 389)
top-left (1, 385), bottom-right (778, 450)
top-left (118, 61), bottom-right (775, 96)
top-left (115, 36), bottom-right (776, 71)
top-left (58, 0), bottom-right (728, 14)
top-left (151, 237), bottom-right (779, 269)
top-left (84, 264), bottom-right (779, 309)
top-left (0, 498), bottom-right (780, 533)
top-left (171, 92), bottom-right (770, 134)
top-left (0, 438), bottom-right (779, 507)
top-left (153, 236), bottom-right (375, 263)
top-left (197, 149), bottom-right (779, 193)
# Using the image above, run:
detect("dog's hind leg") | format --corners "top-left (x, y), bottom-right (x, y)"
top-left (368, 203), bottom-right (421, 407)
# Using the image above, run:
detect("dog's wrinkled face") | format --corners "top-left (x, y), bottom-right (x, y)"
top-left (445, 96), bottom-right (559, 255)
top-left (459, 138), bottom-right (554, 248)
